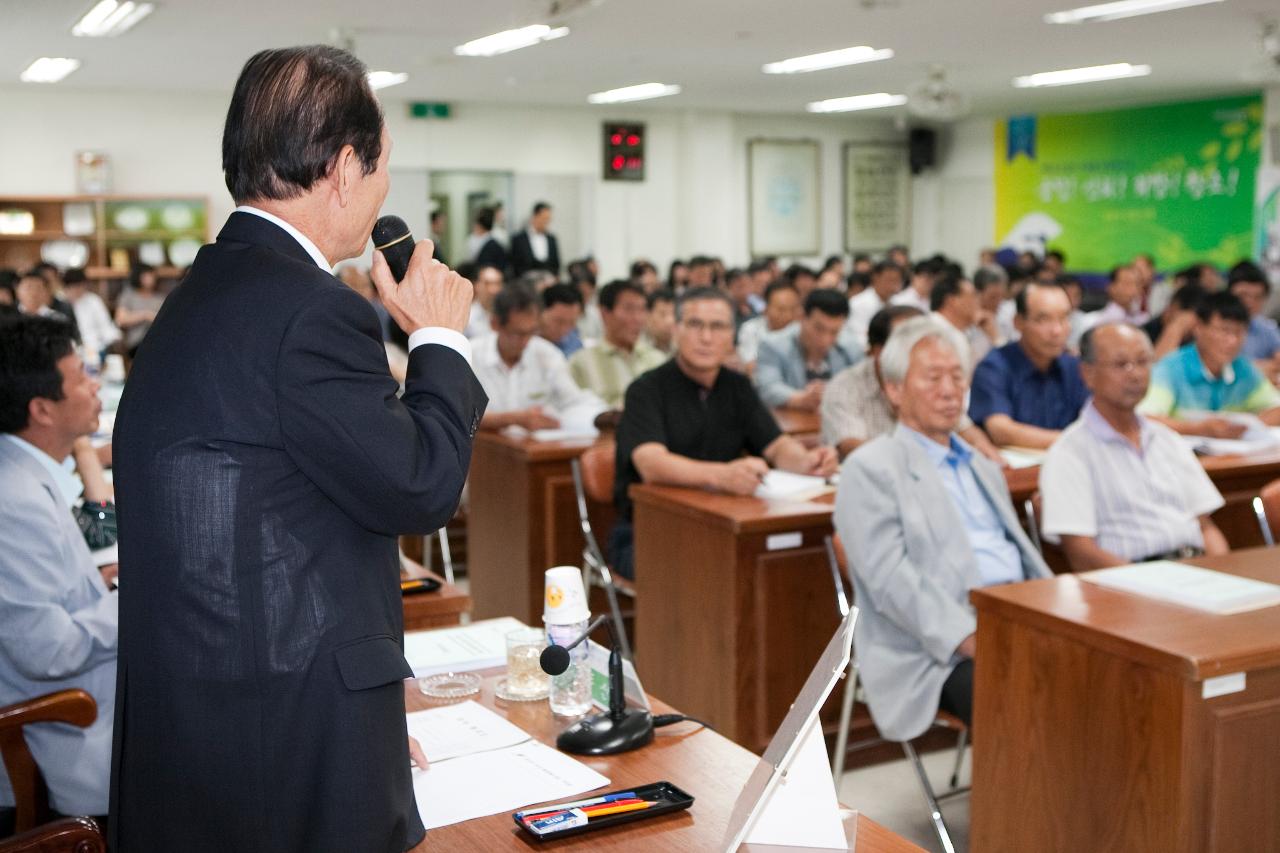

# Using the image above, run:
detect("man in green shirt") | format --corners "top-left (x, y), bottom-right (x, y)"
top-left (570, 280), bottom-right (667, 408)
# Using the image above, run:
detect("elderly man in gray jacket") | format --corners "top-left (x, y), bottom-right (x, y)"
top-left (834, 316), bottom-right (1049, 741)
top-left (0, 315), bottom-right (116, 821)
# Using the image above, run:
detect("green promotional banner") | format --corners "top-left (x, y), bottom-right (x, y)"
top-left (995, 95), bottom-right (1263, 273)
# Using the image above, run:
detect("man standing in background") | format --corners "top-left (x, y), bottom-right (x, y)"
top-left (511, 201), bottom-right (561, 277)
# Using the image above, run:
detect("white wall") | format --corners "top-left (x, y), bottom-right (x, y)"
top-left (910, 118), bottom-right (996, 268)
top-left (0, 86), bottom-right (900, 280)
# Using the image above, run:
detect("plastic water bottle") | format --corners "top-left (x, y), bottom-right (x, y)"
top-left (547, 617), bottom-right (593, 716)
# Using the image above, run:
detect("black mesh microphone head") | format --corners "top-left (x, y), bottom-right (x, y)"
top-left (371, 215), bottom-right (415, 282)
top-left (540, 644), bottom-right (571, 676)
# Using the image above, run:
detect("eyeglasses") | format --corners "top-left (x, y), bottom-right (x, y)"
top-left (1095, 357), bottom-right (1153, 373)
top-left (681, 320), bottom-right (734, 335)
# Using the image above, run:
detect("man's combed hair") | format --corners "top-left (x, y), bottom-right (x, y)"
top-left (0, 315), bottom-right (77, 434)
top-left (222, 45), bottom-right (384, 204)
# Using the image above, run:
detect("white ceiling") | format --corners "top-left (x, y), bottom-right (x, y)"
top-left (2, 0), bottom-right (1278, 117)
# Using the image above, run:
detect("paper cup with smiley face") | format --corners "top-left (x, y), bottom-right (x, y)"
top-left (543, 565), bottom-right (590, 625)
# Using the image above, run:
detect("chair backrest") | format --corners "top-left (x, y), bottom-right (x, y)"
top-left (1023, 493), bottom-right (1044, 556)
top-left (578, 442), bottom-right (617, 506)
top-left (825, 533), bottom-right (853, 618)
top-left (0, 816), bottom-right (105, 853)
top-left (1258, 479), bottom-right (1280, 546)
top-left (0, 690), bottom-right (97, 834)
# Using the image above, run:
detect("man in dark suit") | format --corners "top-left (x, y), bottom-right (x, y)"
top-left (108, 46), bottom-right (486, 853)
top-left (510, 201), bottom-right (561, 277)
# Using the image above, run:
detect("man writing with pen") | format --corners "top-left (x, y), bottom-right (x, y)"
top-left (608, 287), bottom-right (838, 580)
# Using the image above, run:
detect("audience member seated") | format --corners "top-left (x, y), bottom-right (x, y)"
top-left (755, 289), bottom-right (860, 410)
top-left (61, 270), bottom-right (121, 365)
top-left (834, 315), bottom-right (1049, 736)
top-left (1089, 264), bottom-right (1150, 329)
top-left (16, 270), bottom-right (74, 326)
top-left (685, 255), bottom-right (716, 289)
top-left (464, 263), bottom-right (505, 339)
top-left (1041, 323), bottom-right (1227, 571)
top-left (745, 259), bottom-right (773, 312)
top-left (974, 265), bottom-right (1011, 345)
top-left (629, 259), bottom-right (661, 294)
top-left (336, 264), bottom-right (392, 341)
top-left (641, 289), bottom-right (676, 356)
top-left (848, 261), bottom-right (905, 348)
top-left (1228, 261), bottom-right (1280, 367)
top-left (1134, 252), bottom-right (1167, 316)
top-left (114, 263), bottom-right (166, 358)
top-left (969, 282), bottom-right (1089, 449)
top-left (737, 280), bottom-right (801, 373)
top-left (0, 315), bottom-right (117, 823)
top-left (610, 288), bottom-right (838, 578)
top-left (889, 258), bottom-right (938, 312)
top-left (473, 285), bottom-right (605, 433)
top-left (571, 261), bottom-right (603, 342)
top-left (782, 264), bottom-right (818, 301)
top-left (539, 283), bottom-right (585, 356)
top-left (1138, 291), bottom-right (1280, 437)
top-left (1143, 282), bottom-right (1206, 359)
top-left (931, 270), bottom-right (994, 365)
top-left (823, 307), bottom-right (1003, 462)
top-left (666, 259), bottom-right (689, 292)
top-left (725, 268), bottom-right (756, 331)
top-left (569, 280), bottom-right (667, 409)
top-left (1060, 275), bottom-right (1089, 351)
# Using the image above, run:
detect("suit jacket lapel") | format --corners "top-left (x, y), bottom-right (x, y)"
top-left (969, 457), bottom-right (1045, 578)
top-left (893, 430), bottom-right (979, 586)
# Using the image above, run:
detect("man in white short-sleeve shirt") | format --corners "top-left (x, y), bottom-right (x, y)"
top-left (1040, 322), bottom-right (1227, 571)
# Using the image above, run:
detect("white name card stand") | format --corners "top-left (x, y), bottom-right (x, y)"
top-left (722, 609), bottom-right (857, 852)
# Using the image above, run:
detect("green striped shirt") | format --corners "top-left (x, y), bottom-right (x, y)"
top-left (569, 340), bottom-right (668, 408)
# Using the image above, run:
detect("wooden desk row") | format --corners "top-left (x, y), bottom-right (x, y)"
top-left (404, 664), bottom-right (922, 851)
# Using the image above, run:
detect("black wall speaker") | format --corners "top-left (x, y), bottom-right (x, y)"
top-left (908, 127), bottom-right (937, 175)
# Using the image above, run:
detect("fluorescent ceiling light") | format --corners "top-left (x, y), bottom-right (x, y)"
top-left (72, 0), bottom-right (155, 37)
top-left (1013, 62), bottom-right (1151, 87)
top-left (587, 83), bottom-right (682, 104)
top-left (1045, 0), bottom-right (1222, 24)
top-left (806, 92), bottom-right (907, 113)
top-left (763, 45), bottom-right (894, 74)
top-left (367, 71), bottom-right (408, 91)
top-left (20, 57), bottom-right (81, 83)
top-left (453, 24), bottom-right (569, 57)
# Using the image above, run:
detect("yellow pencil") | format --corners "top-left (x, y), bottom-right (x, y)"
top-left (585, 801), bottom-right (654, 819)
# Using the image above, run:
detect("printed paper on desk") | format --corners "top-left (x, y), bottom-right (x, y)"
top-left (1080, 561), bottom-right (1280, 615)
top-left (414, 740), bottom-right (609, 830)
top-left (405, 700), bottom-right (531, 763)
top-left (754, 470), bottom-right (832, 501)
top-left (999, 447), bottom-right (1044, 469)
top-left (403, 617), bottom-right (526, 677)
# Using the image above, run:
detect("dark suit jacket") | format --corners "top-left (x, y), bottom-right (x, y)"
top-left (509, 229), bottom-right (560, 277)
top-left (108, 212), bottom-right (486, 852)
top-left (474, 237), bottom-right (508, 273)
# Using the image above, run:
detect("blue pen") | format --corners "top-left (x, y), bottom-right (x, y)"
top-left (518, 791), bottom-right (639, 821)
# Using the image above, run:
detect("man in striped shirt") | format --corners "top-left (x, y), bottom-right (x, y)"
top-left (569, 280), bottom-right (667, 408)
top-left (1040, 323), bottom-right (1228, 571)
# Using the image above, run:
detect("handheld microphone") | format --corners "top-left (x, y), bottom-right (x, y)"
top-left (371, 215), bottom-right (416, 283)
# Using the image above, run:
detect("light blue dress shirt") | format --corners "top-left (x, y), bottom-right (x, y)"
top-left (899, 425), bottom-right (1024, 587)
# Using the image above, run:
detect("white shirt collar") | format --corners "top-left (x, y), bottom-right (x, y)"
top-left (235, 205), bottom-right (333, 273)
top-left (3, 434), bottom-right (83, 508)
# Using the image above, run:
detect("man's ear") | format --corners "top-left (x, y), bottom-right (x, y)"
top-left (331, 144), bottom-right (358, 207)
top-left (26, 396), bottom-right (56, 430)
top-left (882, 380), bottom-right (904, 410)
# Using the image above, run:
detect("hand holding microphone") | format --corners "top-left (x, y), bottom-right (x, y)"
top-left (369, 215), bottom-right (473, 337)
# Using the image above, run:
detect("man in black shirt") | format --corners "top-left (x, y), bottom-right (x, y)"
top-left (609, 287), bottom-right (838, 578)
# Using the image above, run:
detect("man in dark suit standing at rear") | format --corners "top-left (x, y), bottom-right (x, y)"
top-left (510, 201), bottom-right (561, 277)
top-left (108, 45), bottom-right (486, 853)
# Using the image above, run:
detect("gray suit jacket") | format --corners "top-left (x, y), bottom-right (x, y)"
top-left (0, 437), bottom-right (117, 815)
top-left (833, 427), bottom-right (1049, 740)
top-left (754, 324), bottom-right (863, 408)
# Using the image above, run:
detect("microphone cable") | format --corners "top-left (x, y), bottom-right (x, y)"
top-left (652, 713), bottom-right (715, 732)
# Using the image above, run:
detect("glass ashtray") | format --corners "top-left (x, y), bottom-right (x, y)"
top-left (418, 672), bottom-right (481, 699)
top-left (493, 677), bottom-right (550, 702)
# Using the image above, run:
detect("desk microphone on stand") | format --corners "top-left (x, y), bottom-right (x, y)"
top-left (540, 615), bottom-right (654, 755)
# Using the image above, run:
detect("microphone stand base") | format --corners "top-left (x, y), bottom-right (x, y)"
top-left (556, 709), bottom-right (654, 755)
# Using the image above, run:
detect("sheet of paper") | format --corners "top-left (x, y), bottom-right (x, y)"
top-left (529, 426), bottom-right (600, 442)
top-left (405, 700), bottom-right (531, 763)
top-left (999, 447), bottom-right (1045, 469)
top-left (403, 617), bottom-right (526, 677)
top-left (754, 469), bottom-right (833, 501)
top-left (413, 740), bottom-right (609, 830)
top-left (1080, 561), bottom-right (1280, 615)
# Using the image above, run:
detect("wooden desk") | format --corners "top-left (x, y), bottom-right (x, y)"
top-left (771, 407), bottom-right (821, 438)
top-left (630, 484), bottom-right (842, 752)
top-left (406, 669), bottom-right (922, 852)
top-left (970, 547), bottom-right (1280, 852)
top-left (467, 431), bottom-right (608, 623)
top-left (399, 561), bottom-right (470, 632)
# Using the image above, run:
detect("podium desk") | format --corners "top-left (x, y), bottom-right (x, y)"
top-left (467, 431), bottom-right (608, 623)
top-left (405, 668), bottom-right (922, 852)
top-left (630, 484), bottom-right (842, 752)
top-left (970, 547), bottom-right (1280, 853)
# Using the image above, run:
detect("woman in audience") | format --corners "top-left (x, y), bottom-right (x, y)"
top-left (115, 263), bottom-right (167, 359)
top-left (63, 268), bottom-right (122, 364)
top-left (666, 259), bottom-right (689, 292)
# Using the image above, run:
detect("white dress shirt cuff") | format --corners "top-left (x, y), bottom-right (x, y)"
top-left (408, 327), bottom-right (473, 366)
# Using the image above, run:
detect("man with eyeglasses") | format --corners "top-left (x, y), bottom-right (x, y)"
top-left (969, 282), bottom-right (1090, 450)
top-left (1041, 323), bottom-right (1227, 571)
top-left (1138, 291), bottom-right (1280, 437)
top-left (609, 287), bottom-right (838, 580)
